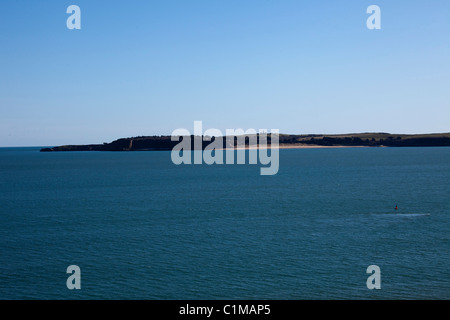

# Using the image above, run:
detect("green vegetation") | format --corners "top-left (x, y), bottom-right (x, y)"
top-left (278, 132), bottom-right (450, 147)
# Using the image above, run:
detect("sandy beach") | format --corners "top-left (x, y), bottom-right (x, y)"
top-left (221, 144), bottom-right (371, 150)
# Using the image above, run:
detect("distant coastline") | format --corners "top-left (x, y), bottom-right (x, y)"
top-left (40, 133), bottom-right (450, 152)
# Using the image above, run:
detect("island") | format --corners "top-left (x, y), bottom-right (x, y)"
top-left (40, 133), bottom-right (450, 152)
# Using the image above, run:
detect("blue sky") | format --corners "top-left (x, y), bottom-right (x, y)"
top-left (1, 0), bottom-right (449, 146)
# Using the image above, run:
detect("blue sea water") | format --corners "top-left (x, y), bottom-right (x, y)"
top-left (0, 147), bottom-right (448, 300)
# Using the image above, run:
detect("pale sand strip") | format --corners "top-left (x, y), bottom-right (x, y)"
top-left (218, 144), bottom-right (371, 150)
top-left (277, 144), bottom-right (368, 149)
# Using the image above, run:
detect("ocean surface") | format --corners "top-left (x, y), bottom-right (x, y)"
top-left (0, 147), bottom-right (448, 300)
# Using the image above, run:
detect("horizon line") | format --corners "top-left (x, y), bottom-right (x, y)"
top-left (2, 131), bottom-right (450, 148)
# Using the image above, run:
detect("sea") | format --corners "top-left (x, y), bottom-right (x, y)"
top-left (0, 147), bottom-right (448, 300)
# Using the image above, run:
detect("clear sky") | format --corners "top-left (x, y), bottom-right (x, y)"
top-left (1, 0), bottom-right (449, 146)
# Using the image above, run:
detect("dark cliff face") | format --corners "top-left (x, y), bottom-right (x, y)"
top-left (40, 136), bottom-right (176, 152)
top-left (40, 135), bottom-right (270, 152)
top-left (40, 136), bottom-right (214, 152)
top-left (40, 133), bottom-right (450, 152)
